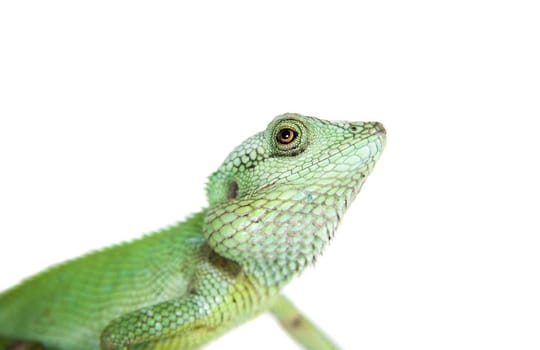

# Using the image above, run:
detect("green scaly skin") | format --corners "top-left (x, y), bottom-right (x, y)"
top-left (0, 113), bottom-right (386, 349)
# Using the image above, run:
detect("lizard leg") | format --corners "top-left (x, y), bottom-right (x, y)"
top-left (269, 295), bottom-right (338, 350)
top-left (100, 293), bottom-right (226, 350)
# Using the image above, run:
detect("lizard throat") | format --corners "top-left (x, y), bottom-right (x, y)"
top-left (203, 171), bottom-right (368, 287)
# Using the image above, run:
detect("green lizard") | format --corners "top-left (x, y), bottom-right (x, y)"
top-left (0, 113), bottom-right (386, 350)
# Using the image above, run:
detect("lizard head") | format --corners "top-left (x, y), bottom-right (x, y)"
top-left (204, 113), bottom-right (386, 286)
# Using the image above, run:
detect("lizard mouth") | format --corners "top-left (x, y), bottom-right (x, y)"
top-left (319, 130), bottom-right (385, 171)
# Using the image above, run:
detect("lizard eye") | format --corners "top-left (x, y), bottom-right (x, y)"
top-left (269, 117), bottom-right (308, 156)
top-left (276, 128), bottom-right (297, 145)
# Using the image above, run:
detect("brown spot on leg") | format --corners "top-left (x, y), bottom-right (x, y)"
top-left (8, 341), bottom-right (46, 350)
top-left (288, 315), bottom-right (304, 329)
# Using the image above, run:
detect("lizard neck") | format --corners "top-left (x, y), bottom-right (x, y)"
top-left (203, 177), bottom-right (363, 287)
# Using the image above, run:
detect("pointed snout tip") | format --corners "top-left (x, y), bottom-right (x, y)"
top-left (372, 121), bottom-right (386, 136)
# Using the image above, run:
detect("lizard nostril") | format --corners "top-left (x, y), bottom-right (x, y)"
top-left (349, 122), bottom-right (365, 133)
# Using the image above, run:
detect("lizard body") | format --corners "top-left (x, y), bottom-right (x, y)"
top-left (0, 113), bottom-right (386, 349)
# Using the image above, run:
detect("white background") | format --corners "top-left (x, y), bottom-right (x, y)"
top-left (1, 1), bottom-right (539, 349)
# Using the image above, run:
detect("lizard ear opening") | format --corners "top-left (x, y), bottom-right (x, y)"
top-left (228, 181), bottom-right (239, 199)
